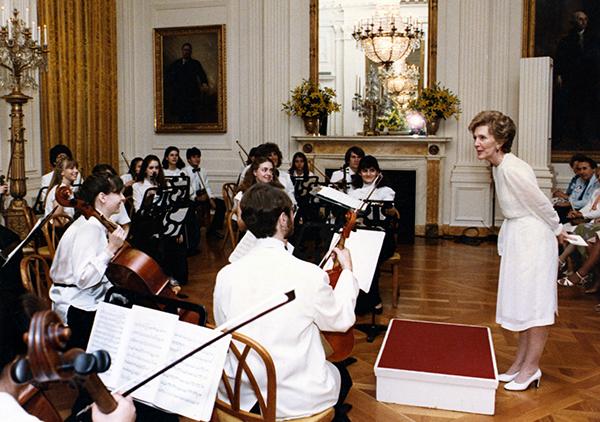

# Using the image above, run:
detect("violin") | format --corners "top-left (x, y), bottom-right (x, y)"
top-left (321, 209), bottom-right (358, 362)
top-left (320, 174), bottom-right (383, 362)
top-left (54, 186), bottom-right (197, 324)
top-left (14, 310), bottom-right (117, 421)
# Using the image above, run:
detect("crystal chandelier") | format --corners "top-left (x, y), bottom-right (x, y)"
top-left (352, 14), bottom-right (423, 69)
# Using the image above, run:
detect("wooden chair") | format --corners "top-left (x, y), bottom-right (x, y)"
top-left (222, 183), bottom-right (239, 251)
top-left (213, 330), bottom-right (334, 422)
top-left (382, 252), bottom-right (401, 307)
top-left (38, 215), bottom-right (72, 262)
top-left (19, 254), bottom-right (53, 305)
top-left (222, 182), bottom-right (238, 213)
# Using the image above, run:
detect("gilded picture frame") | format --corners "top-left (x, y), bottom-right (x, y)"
top-left (154, 25), bottom-right (227, 133)
top-left (523, 0), bottom-right (600, 162)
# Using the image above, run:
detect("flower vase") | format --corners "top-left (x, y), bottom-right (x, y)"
top-left (303, 116), bottom-right (320, 136)
top-left (426, 117), bottom-right (441, 135)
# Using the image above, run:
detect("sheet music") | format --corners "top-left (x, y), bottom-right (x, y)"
top-left (313, 186), bottom-right (363, 210)
top-left (87, 303), bottom-right (231, 420)
top-left (155, 323), bottom-right (231, 421)
top-left (322, 228), bottom-right (385, 293)
top-left (228, 230), bottom-right (257, 262)
top-left (86, 302), bottom-right (131, 387)
top-left (116, 306), bottom-right (178, 401)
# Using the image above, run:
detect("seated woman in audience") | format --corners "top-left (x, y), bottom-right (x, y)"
top-left (44, 156), bottom-right (79, 223)
top-left (348, 155), bottom-right (398, 315)
top-left (49, 174), bottom-right (127, 349)
top-left (120, 156), bottom-right (143, 187)
top-left (288, 151), bottom-right (314, 179)
top-left (553, 154), bottom-right (585, 200)
top-left (234, 156), bottom-right (288, 231)
top-left (331, 146), bottom-right (365, 191)
top-left (162, 146), bottom-right (187, 177)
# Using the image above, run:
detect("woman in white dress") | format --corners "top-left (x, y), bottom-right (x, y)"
top-left (471, 111), bottom-right (567, 391)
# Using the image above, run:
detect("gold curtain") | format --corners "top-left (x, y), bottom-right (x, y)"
top-left (38, 0), bottom-right (118, 176)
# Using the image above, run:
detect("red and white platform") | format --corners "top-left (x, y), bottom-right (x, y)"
top-left (374, 319), bottom-right (499, 415)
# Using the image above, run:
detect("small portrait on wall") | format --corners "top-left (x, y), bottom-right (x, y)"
top-left (154, 25), bottom-right (227, 133)
top-left (523, 0), bottom-right (600, 161)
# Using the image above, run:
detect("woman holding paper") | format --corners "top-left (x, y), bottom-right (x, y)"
top-left (471, 111), bottom-right (567, 391)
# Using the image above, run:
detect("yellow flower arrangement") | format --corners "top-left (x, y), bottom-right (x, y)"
top-left (282, 79), bottom-right (341, 118)
top-left (408, 83), bottom-right (461, 121)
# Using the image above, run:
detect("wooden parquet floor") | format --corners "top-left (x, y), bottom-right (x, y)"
top-left (184, 235), bottom-right (600, 421)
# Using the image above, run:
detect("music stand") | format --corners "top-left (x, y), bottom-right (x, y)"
top-left (354, 201), bottom-right (397, 342)
top-left (104, 286), bottom-right (207, 326)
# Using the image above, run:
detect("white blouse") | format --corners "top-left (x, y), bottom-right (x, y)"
top-left (49, 216), bottom-right (114, 321)
top-left (132, 179), bottom-right (157, 212)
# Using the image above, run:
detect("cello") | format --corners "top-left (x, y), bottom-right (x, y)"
top-left (14, 310), bottom-right (117, 421)
top-left (54, 186), bottom-right (198, 323)
top-left (320, 174), bottom-right (382, 362)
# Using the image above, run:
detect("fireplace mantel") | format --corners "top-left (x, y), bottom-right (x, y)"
top-left (292, 135), bottom-right (452, 237)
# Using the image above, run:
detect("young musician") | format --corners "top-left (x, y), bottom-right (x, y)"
top-left (162, 146), bottom-right (187, 177)
top-left (288, 152), bottom-right (314, 179)
top-left (132, 155), bottom-right (165, 212)
top-left (131, 155), bottom-right (187, 287)
top-left (40, 144), bottom-right (83, 202)
top-left (120, 156), bottom-right (143, 188)
top-left (91, 164), bottom-right (132, 236)
top-left (234, 157), bottom-right (290, 230)
top-left (348, 155), bottom-right (398, 315)
top-left (184, 147), bottom-right (226, 238)
top-left (214, 183), bottom-right (358, 420)
top-left (330, 146), bottom-right (365, 189)
top-left (256, 143), bottom-right (296, 203)
top-left (49, 174), bottom-right (127, 349)
top-left (44, 156), bottom-right (80, 220)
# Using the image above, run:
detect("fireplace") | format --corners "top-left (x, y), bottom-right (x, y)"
top-left (294, 135), bottom-right (450, 237)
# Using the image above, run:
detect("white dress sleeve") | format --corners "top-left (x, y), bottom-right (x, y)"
top-left (504, 162), bottom-right (562, 235)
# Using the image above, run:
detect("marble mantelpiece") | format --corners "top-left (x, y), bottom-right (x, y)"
top-left (292, 135), bottom-right (451, 237)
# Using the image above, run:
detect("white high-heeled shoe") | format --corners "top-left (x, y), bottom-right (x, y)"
top-left (504, 369), bottom-right (542, 391)
top-left (497, 371), bottom-right (519, 383)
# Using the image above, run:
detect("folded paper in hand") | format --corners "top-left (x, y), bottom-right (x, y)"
top-left (566, 234), bottom-right (588, 247)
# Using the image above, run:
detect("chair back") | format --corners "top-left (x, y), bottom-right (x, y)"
top-left (222, 182), bottom-right (238, 212)
top-left (19, 254), bottom-right (53, 304)
top-left (213, 329), bottom-right (276, 422)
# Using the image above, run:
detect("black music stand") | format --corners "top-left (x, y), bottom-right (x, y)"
top-left (354, 201), bottom-right (396, 342)
top-left (104, 286), bottom-right (207, 326)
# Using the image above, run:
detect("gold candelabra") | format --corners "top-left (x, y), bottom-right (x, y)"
top-left (1, 8), bottom-right (48, 238)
